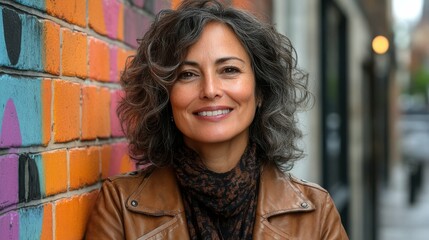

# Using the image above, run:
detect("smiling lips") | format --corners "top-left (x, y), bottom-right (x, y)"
top-left (196, 109), bottom-right (232, 117)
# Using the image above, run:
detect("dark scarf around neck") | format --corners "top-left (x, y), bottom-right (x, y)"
top-left (173, 143), bottom-right (260, 240)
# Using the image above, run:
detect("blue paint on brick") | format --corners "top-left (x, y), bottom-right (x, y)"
top-left (32, 154), bottom-right (46, 198)
top-left (0, 75), bottom-right (43, 147)
top-left (19, 206), bottom-right (44, 240)
top-left (12, 0), bottom-right (46, 11)
top-left (0, 6), bottom-right (43, 71)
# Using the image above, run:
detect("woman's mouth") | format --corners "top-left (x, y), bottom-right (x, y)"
top-left (196, 109), bottom-right (231, 117)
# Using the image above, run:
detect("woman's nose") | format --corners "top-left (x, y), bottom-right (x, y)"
top-left (200, 72), bottom-right (223, 99)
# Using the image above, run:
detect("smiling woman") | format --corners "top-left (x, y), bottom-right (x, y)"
top-left (85, 0), bottom-right (349, 239)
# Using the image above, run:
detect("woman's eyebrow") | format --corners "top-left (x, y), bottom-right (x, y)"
top-left (181, 57), bottom-right (245, 67)
top-left (215, 57), bottom-right (245, 64)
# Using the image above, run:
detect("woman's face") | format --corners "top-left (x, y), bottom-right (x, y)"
top-left (170, 22), bottom-right (256, 150)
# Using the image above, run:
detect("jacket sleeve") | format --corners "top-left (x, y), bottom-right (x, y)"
top-left (85, 180), bottom-right (125, 240)
top-left (321, 193), bottom-right (349, 240)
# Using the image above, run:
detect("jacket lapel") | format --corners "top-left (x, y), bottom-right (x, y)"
top-left (253, 165), bottom-right (315, 239)
top-left (126, 167), bottom-right (185, 216)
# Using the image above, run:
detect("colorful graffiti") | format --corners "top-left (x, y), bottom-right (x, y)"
top-left (0, 0), bottom-right (158, 238)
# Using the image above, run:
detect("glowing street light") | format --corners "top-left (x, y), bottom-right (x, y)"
top-left (372, 35), bottom-right (390, 54)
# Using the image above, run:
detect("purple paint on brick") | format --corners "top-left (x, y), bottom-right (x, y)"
top-left (110, 90), bottom-right (124, 137)
top-left (0, 155), bottom-right (19, 210)
top-left (133, 0), bottom-right (145, 8)
top-left (0, 99), bottom-right (22, 147)
top-left (109, 46), bottom-right (118, 82)
top-left (109, 142), bottom-right (128, 176)
top-left (102, 0), bottom-right (120, 39)
top-left (124, 6), bottom-right (150, 48)
top-left (0, 211), bottom-right (19, 239)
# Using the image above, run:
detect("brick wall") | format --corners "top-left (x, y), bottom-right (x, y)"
top-left (0, 0), bottom-right (170, 239)
top-left (0, 0), bottom-right (270, 239)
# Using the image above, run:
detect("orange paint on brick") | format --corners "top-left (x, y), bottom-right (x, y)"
top-left (97, 88), bottom-right (111, 137)
top-left (117, 47), bottom-right (133, 80)
top-left (120, 154), bottom-right (134, 174)
top-left (100, 145), bottom-right (112, 179)
top-left (42, 21), bottom-right (60, 75)
top-left (53, 80), bottom-right (80, 142)
top-left (88, 0), bottom-right (107, 36)
top-left (117, 3), bottom-right (124, 41)
top-left (55, 191), bottom-right (98, 240)
top-left (46, 0), bottom-right (86, 27)
top-left (40, 203), bottom-right (53, 240)
top-left (69, 147), bottom-right (100, 189)
top-left (61, 28), bottom-right (87, 78)
top-left (41, 79), bottom-right (52, 145)
top-left (42, 150), bottom-right (67, 196)
top-left (81, 86), bottom-right (99, 140)
top-left (89, 37), bottom-right (110, 82)
top-left (172, 0), bottom-right (182, 9)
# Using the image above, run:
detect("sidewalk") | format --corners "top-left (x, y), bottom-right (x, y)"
top-left (379, 163), bottom-right (429, 240)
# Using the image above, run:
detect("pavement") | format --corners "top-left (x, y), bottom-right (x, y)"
top-left (379, 163), bottom-right (429, 240)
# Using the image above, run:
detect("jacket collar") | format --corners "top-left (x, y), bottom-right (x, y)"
top-left (126, 167), bottom-right (185, 216)
top-left (125, 164), bottom-right (315, 218)
top-left (257, 164), bottom-right (315, 218)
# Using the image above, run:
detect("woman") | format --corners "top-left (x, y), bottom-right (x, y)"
top-left (85, 0), bottom-right (349, 239)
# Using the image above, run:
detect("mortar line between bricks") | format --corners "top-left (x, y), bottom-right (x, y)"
top-left (0, 182), bottom-right (102, 216)
top-left (0, 137), bottom-right (128, 156)
top-left (0, 68), bottom-right (123, 90)
top-left (0, 0), bottom-right (148, 50)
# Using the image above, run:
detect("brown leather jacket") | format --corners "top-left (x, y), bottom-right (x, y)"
top-left (85, 165), bottom-right (349, 239)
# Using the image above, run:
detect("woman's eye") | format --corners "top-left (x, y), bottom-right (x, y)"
top-left (223, 67), bottom-right (240, 74)
top-left (178, 71), bottom-right (197, 80)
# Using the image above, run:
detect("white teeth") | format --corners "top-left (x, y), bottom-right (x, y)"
top-left (198, 109), bottom-right (230, 116)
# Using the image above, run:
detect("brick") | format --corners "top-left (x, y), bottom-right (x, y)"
top-left (172, 0), bottom-right (181, 9)
top-left (98, 87), bottom-right (111, 138)
top-left (124, 6), bottom-right (151, 48)
top-left (101, 143), bottom-right (134, 178)
top-left (111, 90), bottom-right (124, 137)
top-left (81, 86), bottom-right (99, 140)
top-left (53, 80), bottom-right (80, 142)
top-left (89, 37), bottom-right (110, 82)
top-left (61, 28), bottom-right (87, 78)
top-left (46, 0), bottom-right (86, 27)
top-left (117, 47), bottom-right (134, 82)
top-left (42, 20), bottom-right (60, 75)
top-left (41, 203), bottom-right (53, 240)
top-left (113, 143), bottom-right (134, 175)
top-left (55, 191), bottom-right (98, 240)
top-left (0, 154), bottom-right (19, 209)
top-left (0, 7), bottom-right (43, 71)
top-left (100, 145), bottom-right (112, 179)
top-left (12, 0), bottom-right (45, 11)
top-left (69, 147), bottom-right (100, 189)
top-left (1, 75), bottom-right (48, 147)
top-left (88, 0), bottom-right (107, 36)
top-left (117, 4), bottom-right (124, 41)
top-left (18, 204), bottom-right (52, 239)
top-left (41, 79), bottom-right (52, 145)
top-left (42, 150), bottom-right (67, 196)
top-left (0, 211), bottom-right (19, 239)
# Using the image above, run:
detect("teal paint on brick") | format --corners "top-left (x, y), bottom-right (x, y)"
top-left (0, 7), bottom-right (43, 71)
top-left (0, 75), bottom-right (43, 147)
top-left (19, 206), bottom-right (44, 240)
top-left (32, 154), bottom-right (46, 197)
top-left (12, 0), bottom-right (46, 11)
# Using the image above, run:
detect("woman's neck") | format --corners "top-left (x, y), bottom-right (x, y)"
top-left (184, 135), bottom-right (249, 173)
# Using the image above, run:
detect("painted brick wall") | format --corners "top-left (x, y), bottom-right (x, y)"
top-left (0, 0), bottom-right (170, 239)
top-left (0, 0), bottom-right (270, 239)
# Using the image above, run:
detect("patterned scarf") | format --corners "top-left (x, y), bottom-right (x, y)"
top-left (173, 143), bottom-right (260, 240)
